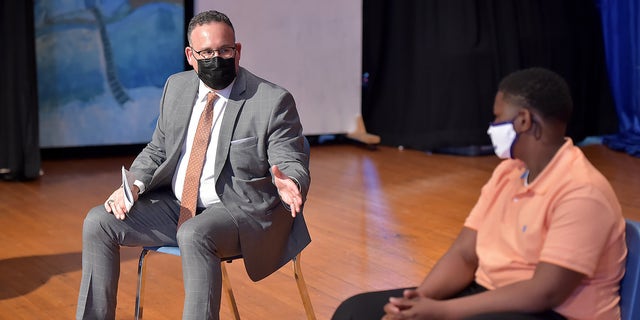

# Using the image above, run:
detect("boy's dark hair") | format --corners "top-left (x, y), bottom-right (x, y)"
top-left (499, 67), bottom-right (573, 123)
top-left (187, 10), bottom-right (234, 45)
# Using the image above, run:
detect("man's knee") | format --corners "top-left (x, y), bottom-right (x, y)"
top-left (176, 213), bottom-right (237, 252)
top-left (82, 206), bottom-right (115, 241)
top-left (176, 220), bottom-right (202, 247)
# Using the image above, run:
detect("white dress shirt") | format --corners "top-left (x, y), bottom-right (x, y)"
top-left (171, 79), bottom-right (235, 208)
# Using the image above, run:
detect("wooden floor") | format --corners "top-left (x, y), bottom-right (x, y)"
top-left (1, 143), bottom-right (639, 319)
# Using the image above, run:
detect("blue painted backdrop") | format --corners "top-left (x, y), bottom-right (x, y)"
top-left (34, 0), bottom-right (185, 147)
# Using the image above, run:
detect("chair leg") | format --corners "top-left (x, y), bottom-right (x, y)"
top-left (134, 250), bottom-right (314, 320)
top-left (292, 254), bottom-right (317, 320)
top-left (221, 261), bottom-right (241, 320)
top-left (135, 248), bottom-right (151, 320)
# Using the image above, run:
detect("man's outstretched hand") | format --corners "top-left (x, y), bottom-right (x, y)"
top-left (272, 165), bottom-right (302, 217)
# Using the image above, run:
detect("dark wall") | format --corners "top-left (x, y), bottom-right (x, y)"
top-left (362, 0), bottom-right (618, 152)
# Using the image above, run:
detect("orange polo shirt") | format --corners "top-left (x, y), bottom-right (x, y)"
top-left (465, 139), bottom-right (626, 320)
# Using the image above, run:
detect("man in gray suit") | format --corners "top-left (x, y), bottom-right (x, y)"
top-left (76, 10), bottom-right (311, 320)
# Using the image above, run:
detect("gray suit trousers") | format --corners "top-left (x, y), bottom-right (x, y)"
top-left (76, 189), bottom-right (241, 320)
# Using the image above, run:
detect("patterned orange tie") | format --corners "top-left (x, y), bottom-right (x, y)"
top-left (178, 91), bottom-right (218, 229)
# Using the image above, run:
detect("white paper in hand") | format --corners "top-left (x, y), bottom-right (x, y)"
top-left (121, 166), bottom-right (136, 211)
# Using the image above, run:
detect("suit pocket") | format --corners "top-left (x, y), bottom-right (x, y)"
top-left (230, 136), bottom-right (257, 147)
top-left (230, 176), bottom-right (280, 216)
top-left (229, 136), bottom-right (267, 179)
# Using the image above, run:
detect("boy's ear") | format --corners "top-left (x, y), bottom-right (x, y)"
top-left (515, 108), bottom-right (533, 133)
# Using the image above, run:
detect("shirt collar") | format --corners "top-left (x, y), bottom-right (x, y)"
top-left (521, 138), bottom-right (574, 194)
top-left (197, 78), bottom-right (236, 103)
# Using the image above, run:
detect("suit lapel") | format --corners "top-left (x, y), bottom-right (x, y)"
top-left (166, 74), bottom-right (200, 168)
top-left (214, 68), bottom-right (247, 179)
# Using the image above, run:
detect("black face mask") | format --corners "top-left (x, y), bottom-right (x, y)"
top-left (196, 56), bottom-right (236, 90)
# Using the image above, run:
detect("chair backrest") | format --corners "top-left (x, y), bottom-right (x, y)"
top-left (621, 219), bottom-right (640, 320)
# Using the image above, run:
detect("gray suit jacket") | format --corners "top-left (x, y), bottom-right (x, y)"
top-left (130, 67), bottom-right (311, 281)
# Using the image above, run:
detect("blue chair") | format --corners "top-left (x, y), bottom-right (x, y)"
top-left (134, 246), bottom-right (316, 320)
top-left (621, 219), bottom-right (640, 320)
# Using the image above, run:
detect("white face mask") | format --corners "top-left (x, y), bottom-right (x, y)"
top-left (487, 121), bottom-right (518, 159)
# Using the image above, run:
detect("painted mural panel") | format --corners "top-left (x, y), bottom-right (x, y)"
top-left (35, 0), bottom-right (185, 147)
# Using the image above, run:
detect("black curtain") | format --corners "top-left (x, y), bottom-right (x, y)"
top-left (1, 1), bottom-right (41, 180)
top-left (362, 0), bottom-right (618, 152)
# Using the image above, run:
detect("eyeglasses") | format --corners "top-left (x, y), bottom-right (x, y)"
top-left (191, 46), bottom-right (236, 59)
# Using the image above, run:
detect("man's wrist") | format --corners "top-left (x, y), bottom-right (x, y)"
top-left (290, 177), bottom-right (302, 192)
top-left (133, 180), bottom-right (145, 195)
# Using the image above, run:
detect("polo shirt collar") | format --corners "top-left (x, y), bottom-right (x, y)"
top-left (521, 138), bottom-right (574, 195)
